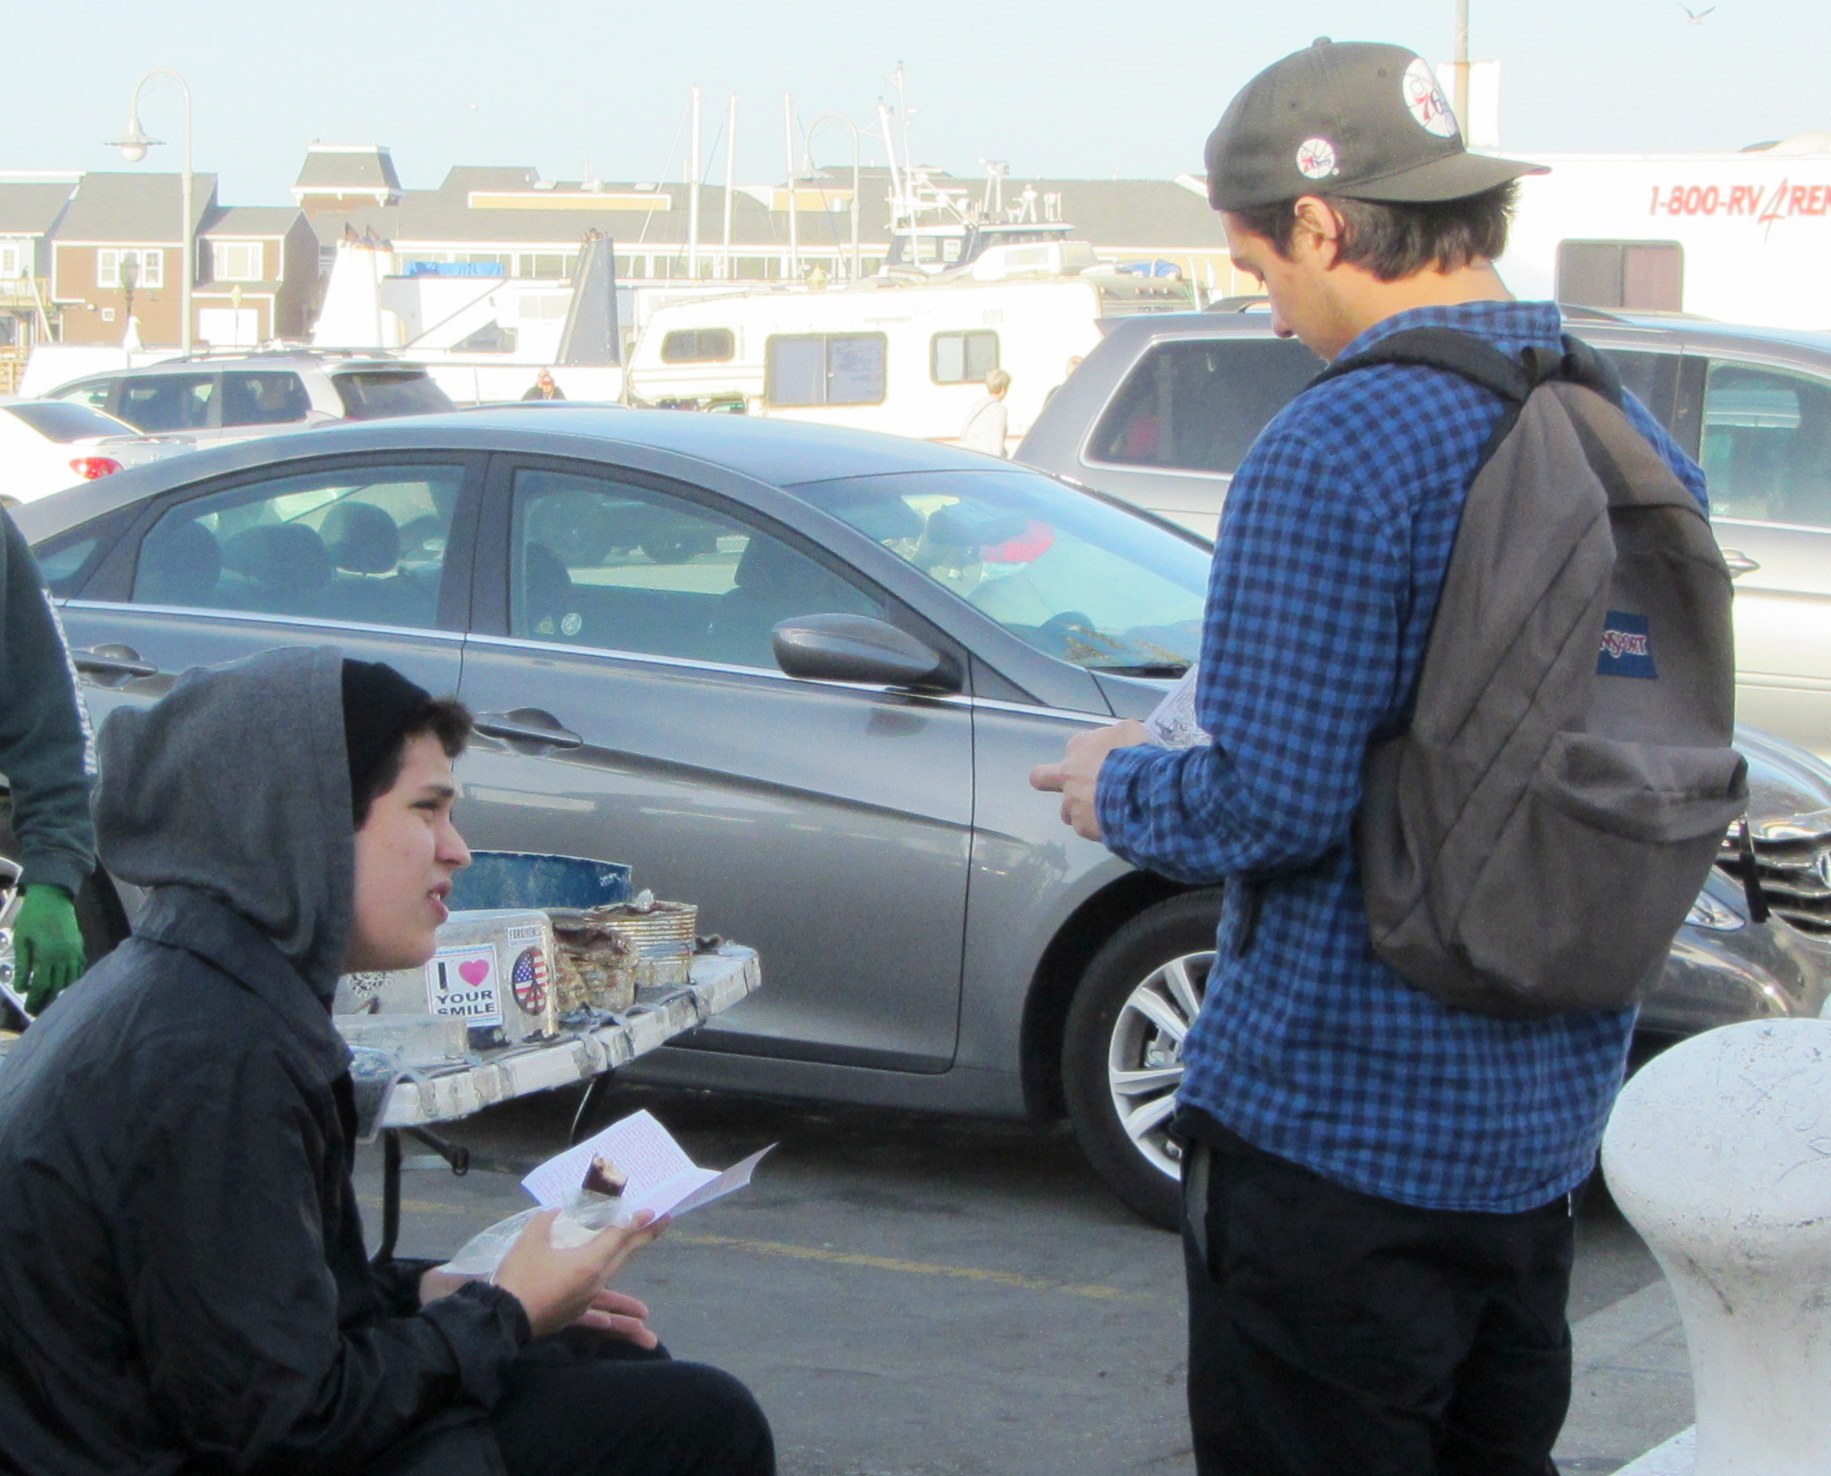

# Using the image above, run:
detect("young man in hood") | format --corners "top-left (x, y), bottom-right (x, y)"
top-left (0, 645), bottom-right (773, 1476)
top-left (1032, 39), bottom-right (1706, 1476)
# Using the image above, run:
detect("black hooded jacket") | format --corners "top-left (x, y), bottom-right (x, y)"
top-left (0, 647), bottom-right (528, 1475)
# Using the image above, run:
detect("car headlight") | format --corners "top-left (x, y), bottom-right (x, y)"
top-left (1685, 891), bottom-right (1747, 932)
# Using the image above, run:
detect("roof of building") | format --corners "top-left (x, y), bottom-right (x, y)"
top-left (294, 145), bottom-right (403, 196)
top-left (0, 179), bottom-right (79, 236)
top-left (204, 205), bottom-right (306, 238)
top-left (54, 172), bottom-right (218, 243)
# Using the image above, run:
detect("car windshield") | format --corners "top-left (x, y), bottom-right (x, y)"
top-left (332, 370), bottom-right (457, 420)
top-left (5, 401), bottom-right (137, 442)
top-left (797, 467), bottom-right (1209, 674)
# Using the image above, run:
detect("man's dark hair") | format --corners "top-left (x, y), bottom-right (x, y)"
top-left (353, 696), bottom-right (472, 826)
top-left (1232, 181), bottom-right (1518, 282)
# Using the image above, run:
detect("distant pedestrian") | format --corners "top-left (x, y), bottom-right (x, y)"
top-left (523, 368), bottom-right (566, 401)
top-left (958, 368), bottom-right (1011, 456)
top-left (1031, 38), bottom-right (1713, 1476)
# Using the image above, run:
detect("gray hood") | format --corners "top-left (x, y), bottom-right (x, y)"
top-left (93, 646), bottom-right (354, 999)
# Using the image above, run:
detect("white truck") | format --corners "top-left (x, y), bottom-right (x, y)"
top-left (1497, 139), bottom-right (1831, 329)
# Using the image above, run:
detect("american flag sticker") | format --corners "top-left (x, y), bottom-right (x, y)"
top-left (511, 946), bottom-right (550, 1014)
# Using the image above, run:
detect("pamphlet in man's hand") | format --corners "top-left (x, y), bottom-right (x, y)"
top-left (522, 1108), bottom-right (773, 1221)
top-left (438, 1110), bottom-right (772, 1276)
top-left (1144, 667), bottom-right (1211, 750)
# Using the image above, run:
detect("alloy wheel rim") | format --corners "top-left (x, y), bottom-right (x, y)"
top-left (1106, 948), bottom-right (1211, 1180)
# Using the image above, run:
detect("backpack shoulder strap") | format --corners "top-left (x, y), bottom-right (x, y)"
top-left (1314, 326), bottom-right (1535, 401)
top-left (1313, 325), bottom-right (1627, 410)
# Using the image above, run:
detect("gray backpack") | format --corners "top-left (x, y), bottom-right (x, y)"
top-left (1324, 329), bottom-right (1749, 1018)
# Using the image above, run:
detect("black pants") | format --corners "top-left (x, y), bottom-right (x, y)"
top-left (494, 1332), bottom-right (774, 1476)
top-left (1182, 1127), bottom-right (1574, 1476)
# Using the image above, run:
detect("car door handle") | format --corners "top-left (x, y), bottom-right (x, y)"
top-left (473, 709), bottom-right (584, 749)
top-left (72, 645), bottom-right (158, 679)
top-left (1720, 548), bottom-right (1761, 578)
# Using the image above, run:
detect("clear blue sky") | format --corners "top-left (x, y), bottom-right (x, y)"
top-left (2, 0), bottom-right (1822, 206)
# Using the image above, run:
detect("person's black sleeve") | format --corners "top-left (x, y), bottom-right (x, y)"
top-left (119, 1046), bottom-right (530, 1473)
top-left (0, 509), bottom-right (95, 893)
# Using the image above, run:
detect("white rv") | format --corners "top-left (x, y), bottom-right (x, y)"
top-left (1497, 138), bottom-right (1831, 330)
top-left (621, 259), bottom-right (1193, 452)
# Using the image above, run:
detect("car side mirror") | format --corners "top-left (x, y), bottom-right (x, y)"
top-left (772, 613), bottom-right (960, 693)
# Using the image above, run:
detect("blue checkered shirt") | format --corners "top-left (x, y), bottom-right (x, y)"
top-left (1096, 301), bottom-right (1708, 1213)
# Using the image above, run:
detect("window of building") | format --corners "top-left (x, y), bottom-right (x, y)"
top-left (0, 241), bottom-right (25, 280)
top-left (1555, 241), bottom-right (1684, 311)
top-left (931, 331), bottom-right (999, 385)
top-left (97, 248), bottom-right (163, 290)
top-left (766, 333), bottom-right (887, 407)
top-left (210, 240), bottom-right (264, 282)
top-left (661, 328), bottom-right (735, 364)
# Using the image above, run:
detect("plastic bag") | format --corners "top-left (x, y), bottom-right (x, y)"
top-left (439, 1189), bottom-right (636, 1278)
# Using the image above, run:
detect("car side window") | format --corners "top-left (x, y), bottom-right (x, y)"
top-left (117, 374), bottom-right (217, 433)
top-left (509, 466), bottom-right (879, 667)
top-left (50, 379), bottom-right (117, 414)
top-left (1700, 362), bottom-right (1831, 528)
top-left (1086, 338), bottom-right (1323, 475)
top-left (130, 462), bottom-right (462, 626)
top-left (221, 371), bottom-right (311, 426)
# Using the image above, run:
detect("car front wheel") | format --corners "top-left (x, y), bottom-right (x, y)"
top-left (1062, 890), bottom-right (1219, 1229)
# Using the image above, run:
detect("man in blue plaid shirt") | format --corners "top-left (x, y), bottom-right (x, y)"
top-left (1032, 39), bottom-right (1705, 1476)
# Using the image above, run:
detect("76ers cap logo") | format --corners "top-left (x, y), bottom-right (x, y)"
top-left (1403, 58), bottom-right (1458, 138)
top-left (1296, 138), bottom-right (1339, 181)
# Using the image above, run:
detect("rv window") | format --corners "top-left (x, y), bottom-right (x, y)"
top-left (932, 331), bottom-right (999, 385)
top-left (766, 333), bottom-right (887, 407)
top-left (1556, 241), bottom-right (1684, 311)
top-left (661, 328), bottom-right (736, 364)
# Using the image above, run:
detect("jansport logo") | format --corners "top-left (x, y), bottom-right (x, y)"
top-left (1598, 612), bottom-right (1658, 679)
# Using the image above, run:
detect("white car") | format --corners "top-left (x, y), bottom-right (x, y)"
top-left (0, 398), bottom-right (192, 508)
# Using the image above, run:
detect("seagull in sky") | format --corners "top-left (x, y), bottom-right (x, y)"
top-left (1678, 2), bottom-right (1716, 21)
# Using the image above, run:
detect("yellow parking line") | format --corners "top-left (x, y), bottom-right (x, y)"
top-left (370, 1201), bottom-right (1131, 1302)
top-left (670, 1232), bottom-right (1124, 1300)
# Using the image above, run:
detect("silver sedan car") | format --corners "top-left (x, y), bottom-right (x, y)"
top-left (10, 408), bottom-right (1831, 1228)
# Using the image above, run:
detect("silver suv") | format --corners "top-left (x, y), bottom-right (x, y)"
top-left (1018, 308), bottom-right (1831, 763)
top-left (44, 351), bottom-right (455, 450)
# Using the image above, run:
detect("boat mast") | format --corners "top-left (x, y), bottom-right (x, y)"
top-left (722, 94), bottom-right (737, 280)
top-left (783, 93), bottom-right (799, 279)
top-left (688, 85), bottom-right (702, 280)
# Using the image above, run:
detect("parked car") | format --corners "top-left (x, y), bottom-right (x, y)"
top-left (0, 397), bottom-right (192, 508)
top-left (8, 409), bottom-right (1831, 1228)
top-left (42, 350), bottom-right (455, 450)
top-left (1018, 307), bottom-right (1831, 761)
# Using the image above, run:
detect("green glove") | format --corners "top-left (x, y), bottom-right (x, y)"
top-left (14, 885), bottom-right (85, 1016)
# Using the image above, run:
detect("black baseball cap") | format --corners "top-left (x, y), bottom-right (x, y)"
top-left (1204, 39), bottom-right (1545, 212)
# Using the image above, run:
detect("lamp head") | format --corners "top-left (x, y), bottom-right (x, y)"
top-left (120, 255), bottom-right (139, 290)
top-left (110, 114), bottom-right (155, 163)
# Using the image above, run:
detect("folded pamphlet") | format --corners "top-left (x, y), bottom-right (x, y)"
top-left (1144, 667), bottom-right (1210, 749)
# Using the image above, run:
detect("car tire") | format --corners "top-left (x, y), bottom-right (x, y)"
top-left (1062, 889), bottom-right (1220, 1230)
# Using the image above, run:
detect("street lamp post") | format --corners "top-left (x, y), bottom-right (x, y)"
top-left (805, 114), bottom-right (863, 281)
top-left (108, 68), bottom-right (193, 357)
top-left (119, 253), bottom-right (138, 362)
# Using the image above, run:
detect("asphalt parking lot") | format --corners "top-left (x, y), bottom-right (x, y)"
top-left (356, 1082), bottom-right (1693, 1476)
